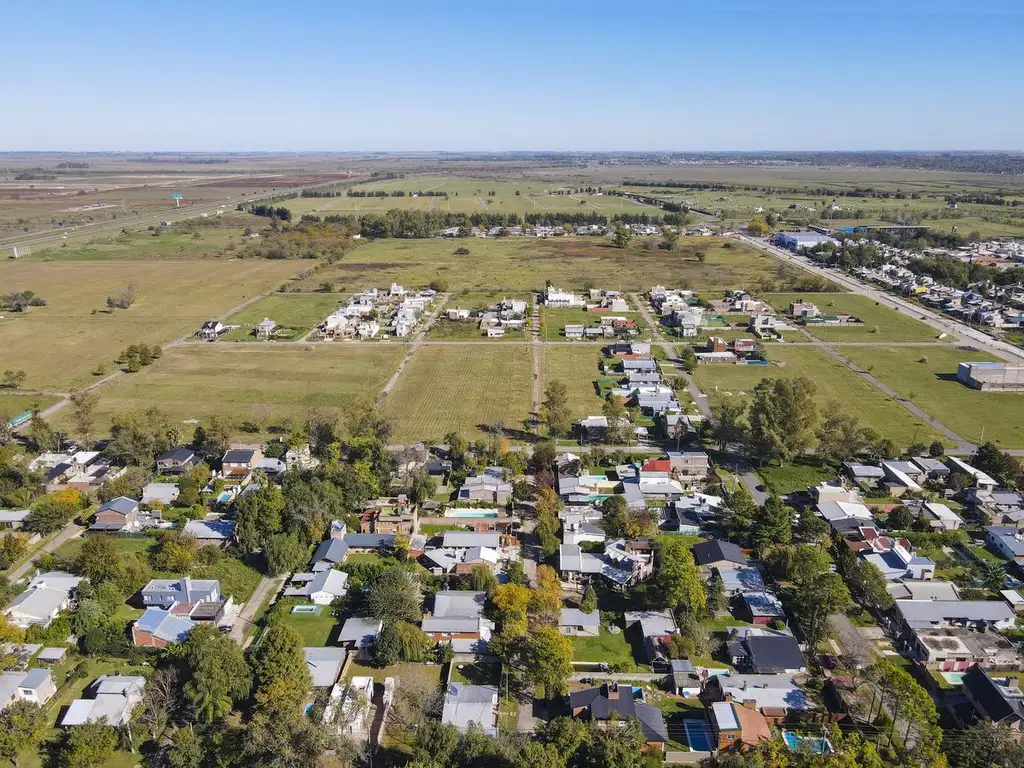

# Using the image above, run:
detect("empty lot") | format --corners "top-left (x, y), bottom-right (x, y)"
top-left (383, 345), bottom-right (532, 443)
top-left (764, 293), bottom-right (940, 342)
top-left (0, 260), bottom-right (302, 391)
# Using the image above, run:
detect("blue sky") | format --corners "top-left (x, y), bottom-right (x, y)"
top-left (2, 0), bottom-right (1022, 151)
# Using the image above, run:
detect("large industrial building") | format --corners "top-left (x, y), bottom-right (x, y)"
top-left (774, 231), bottom-right (837, 251)
top-left (957, 361), bottom-right (1024, 391)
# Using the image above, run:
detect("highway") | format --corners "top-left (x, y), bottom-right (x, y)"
top-left (733, 234), bottom-right (1024, 364)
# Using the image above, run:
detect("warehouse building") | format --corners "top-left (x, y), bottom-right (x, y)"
top-left (957, 361), bottom-right (1024, 391)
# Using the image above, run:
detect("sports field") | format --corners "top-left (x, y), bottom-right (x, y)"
top-left (383, 345), bottom-right (532, 443)
top-left (56, 344), bottom-right (404, 435)
top-left (764, 293), bottom-right (940, 342)
top-left (693, 346), bottom-right (947, 447)
top-left (295, 237), bottom-right (792, 294)
top-left (0, 259), bottom-right (302, 391)
top-left (841, 346), bottom-right (1024, 447)
top-left (541, 346), bottom-right (608, 420)
top-left (220, 293), bottom-right (342, 341)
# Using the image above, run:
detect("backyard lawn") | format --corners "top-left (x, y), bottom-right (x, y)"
top-left (274, 602), bottom-right (339, 646)
top-left (570, 629), bottom-right (646, 671)
top-left (757, 459), bottom-right (838, 496)
top-left (841, 345), bottom-right (1024, 447)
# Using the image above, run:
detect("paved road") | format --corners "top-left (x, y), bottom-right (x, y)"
top-left (631, 293), bottom-right (767, 504)
top-left (231, 573), bottom-right (287, 646)
top-left (734, 234), bottom-right (1024, 364)
top-left (8, 522), bottom-right (84, 582)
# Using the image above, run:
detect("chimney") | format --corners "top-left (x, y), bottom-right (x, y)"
top-left (607, 683), bottom-right (620, 700)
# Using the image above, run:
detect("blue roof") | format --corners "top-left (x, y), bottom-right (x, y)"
top-left (136, 608), bottom-right (195, 643)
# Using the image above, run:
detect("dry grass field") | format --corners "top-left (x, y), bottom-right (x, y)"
top-left (55, 344), bottom-right (404, 436)
top-left (0, 259), bottom-right (305, 390)
top-left (299, 236), bottom-right (794, 295)
top-left (541, 346), bottom-right (607, 420)
top-left (382, 345), bottom-right (532, 443)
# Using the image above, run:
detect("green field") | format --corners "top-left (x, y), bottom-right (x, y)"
top-left (542, 346), bottom-right (608, 420)
top-left (841, 346), bottom-right (1024, 447)
top-left (764, 293), bottom-right (940, 342)
top-left (0, 259), bottom-right (303, 390)
top-left (61, 344), bottom-right (404, 438)
top-left (29, 220), bottom-right (250, 262)
top-left (693, 346), bottom-right (947, 447)
top-left (570, 629), bottom-right (646, 671)
top-left (275, 603), bottom-right (339, 646)
top-left (220, 293), bottom-right (342, 341)
top-left (293, 236), bottom-right (796, 294)
top-left (383, 345), bottom-right (533, 442)
top-left (0, 394), bottom-right (62, 422)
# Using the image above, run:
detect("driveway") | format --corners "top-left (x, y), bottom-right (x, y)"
top-left (231, 573), bottom-right (286, 646)
top-left (8, 522), bottom-right (84, 582)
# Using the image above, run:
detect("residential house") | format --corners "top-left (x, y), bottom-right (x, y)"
top-left (198, 320), bottom-right (228, 340)
top-left (700, 673), bottom-right (815, 722)
top-left (0, 510), bottom-right (29, 530)
top-left (558, 608), bottom-right (600, 637)
top-left (310, 538), bottom-right (350, 571)
top-left (986, 525), bottom-right (1024, 564)
top-left (709, 701), bottom-right (773, 751)
top-left (4, 571), bottom-right (83, 629)
top-left (910, 456), bottom-right (951, 481)
top-left (693, 540), bottom-right (748, 570)
top-left (285, 444), bottom-right (320, 472)
top-left (568, 683), bottom-right (669, 751)
top-left (60, 675), bottom-right (146, 726)
top-left (142, 482), bottom-right (179, 508)
top-left (442, 683), bottom-right (498, 736)
top-left (458, 469), bottom-right (512, 504)
top-left (142, 577), bottom-right (220, 609)
top-left (441, 531), bottom-right (502, 551)
top-left (89, 496), bottom-right (145, 533)
top-left (221, 448), bottom-right (263, 480)
top-left (886, 580), bottom-right (961, 601)
top-left (624, 610), bottom-right (678, 662)
top-left (360, 496), bottom-right (416, 535)
top-left (908, 626), bottom-right (1017, 671)
top-left (421, 544), bottom-right (500, 575)
top-left (283, 569), bottom-right (348, 605)
top-left (945, 456), bottom-right (998, 491)
top-left (0, 669), bottom-right (56, 710)
top-left (894, 600), bottom-right (1016, 633)
top-left (343, 533), bottom-right (396, 552)
top-left (730, 634), bottom-right (806, 674)
top-left (559, 539), bottom-right (654, 590)
top-left (156, 447), bottom-right (197, 475)
top-left (861, 540), bottom-right (935, 582)
top-left (304, 647), bottom-right (346, 688)
top-left (256, 317), bottom-right (277, 340)
top-left (921, 502), bottom-right (963, 531)
top-left (843, 462), bottom-right (885, 485)
top-left (739, 591), bottom-right (787, 625)
top-left (337, 617), bottom-right (382, 662)
top-left (422, 590), bottom-right (494, 653)
top-left (182, 519), bottom-right (235, 547)
top-left (131, 608), bottom-right (197, 647)
top-left (961, 667), bottom-right (1024, 729)
top-left (811, 482), bottom-right (861, 505)
top-left (715, 566), bottom-right (766, 597)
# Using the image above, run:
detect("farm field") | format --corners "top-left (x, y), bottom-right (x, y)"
top-left (0, 394), bottom-right (61, 422)
top-left (0, 259), bottom-right (303, 391)
top-left (297, 236), bottom-right (790, 295)
top-left (841, 346), bottom-right (1024, 447)
top-left (220, 293), bottom-right (342, 341)
top-left (541, 346), bottom-right (607, 420)
top-left (280, 176), bottom-right (665, 220)
top-left (58, 344), bottom-right (404, 437)
top-left (383, 345), bottom-right (532, 443)
top-left (28, 219), bottom-right (251, 261)
top-left (693, 345), bottom-right (948, 447)
top-left (764, 293), bottom-right (941, 342)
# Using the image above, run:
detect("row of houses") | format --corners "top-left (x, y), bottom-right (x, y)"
top-left (317, 285), bottom-right (436, 340)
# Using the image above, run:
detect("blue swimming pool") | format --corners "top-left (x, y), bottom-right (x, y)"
top-left (446, 509), bottom-right (498, 518)
top-left (684, 720), bottom-right (714, 752)
top-left (782, 731), bottom-right (831, 754)
top-left (291, 605), bottom-right (321, 615)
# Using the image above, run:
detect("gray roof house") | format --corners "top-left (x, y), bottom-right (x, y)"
top-left (895, 600), bottom-right (1016, 632)
top-left (692, 540), bottom-right (747, 568)
top-left (568, 683), bottom-right (669, 746)
top-left (343, 533), bottom-right (395, 551)
top-left (304, 647), bottom-right (347, 687)
top-left (182, 519), bottom-right (235, 546)
top-left (311, 539), bottom-right (350, 571)
top-left (442, 683), bottom-right (498, 735)
top-left (60, 675), bottom-right (146, 726)
top-left (442, 531), bottom-right (501, 550)
top-left (338, 617), bottom-right (382, 659)
top-left (559, 608), bottom-right (600, 637)
top-left (743, 635), bottom-right (807, 674)
top-left (132, 608), bottom-right (196, 646)
top-left (4, 571), bottom-right (83, 629)
top-left (141, 577), bottom-right (220, 609)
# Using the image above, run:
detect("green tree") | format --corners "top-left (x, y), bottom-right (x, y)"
top-left (468, 564), bottom-right (498, 596)
top-left (747, 377), bottom-right (818, 464)
top-left (251, 621), bottom-right (311, 695)
top-left (167, 726), bottom-right (204, 768)
top-left (751, 495), bottom-right (792, 553)
top-left (541, 380), bottom-right (572, 438)
top-left (928, 440), bottom-right (945, 457)
top-left (600, 494), bottom-right (629, 539)
top-left (815, 404), bottom-right (879, 463)
top-left (601, 397), bottom-right (630, 444)
top-left (656, 536), bottom-right (707, 617)
top-left (612, 225), bottom-right (632, 248)
top-left (851, 560), bottom-right (895, 611)
top-left (708, 399), bottom-right (747, 452)
top-left (887, 505), bottom-right (912, 530)
top-left (374, 620), bottom-right (401, 667)
top-left (183, 624), bottom-right (252, 723)
top-left (786, 547), bottom-right (852, 649)
top-left (367, 567), bottom-right (422, 623)
top-left (723, 485), bottom-right (757, 540)
top-left (706, 569), bottom-right (726, 615)
top-left (579, 583), bottom-right (597, 614)
top-left (945, 720), bottom-right (1024, 768)
top-left (0, 700), bottom-right (46, 765)
top-left (394, 619), bottom-right (432, 662)
top-left (235, 473), bottom-right (285, 553)
top-left (523, 627), bottom-right (573, 698)
top-left (60, 722), bottom-right (118, 767)
top-left (69, 391), bottom-right (99, 446)
top-left (404, 467), bottom-right (438, 505)
top-left (264, 533), bottom-right (308, 576)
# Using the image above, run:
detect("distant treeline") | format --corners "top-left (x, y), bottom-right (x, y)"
top-left (56, 161), bottom-right (89, 169)
top-left (621, 179), bottom-right (941, 200)
top-left (549, 186), bottom-right (604, 195)
top-left (346, 190), bottom-right (448, 198)
top-left (296, 208), bottom-right (694, 236)
top-left (249, 204), bottom-right (293, 221)
top-left (946, 193), bottom-right (1020, 207)
top-left (300, 189), bottom-right (345, 198)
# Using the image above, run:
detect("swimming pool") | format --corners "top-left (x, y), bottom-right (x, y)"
top-left (683, 720), bottom-right (714, 752)
top-left (216, 491), bottom-right (233, 504)
top-left (291, 605), bottom-right (321, 615)
top-left (445, 510), bottom-right (498, 518)
top-left (782, 731), bottom-right (831, 754)
top-left (941, 671), bottom-right (966, 685)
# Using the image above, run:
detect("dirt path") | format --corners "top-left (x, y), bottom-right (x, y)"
top-left (8, 522), bottom-right (84, 582)
top-left (381, 295), bottom-right (449, 396)
top-left (531, 293), bottom-right (543, 423)
top-left (232, 573), bottom-right (287, 646)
